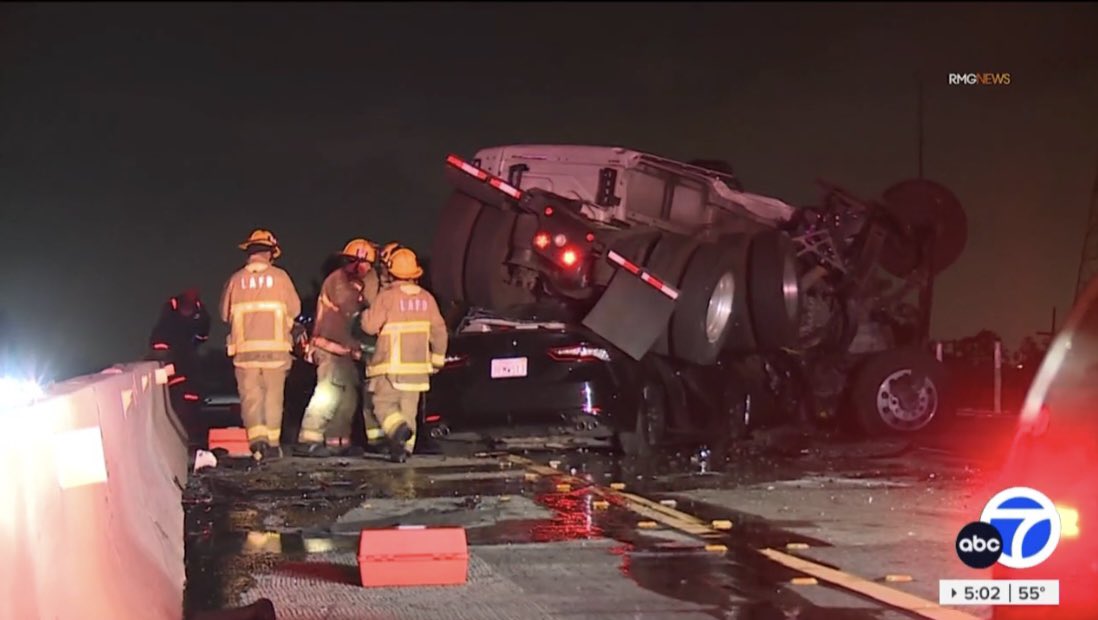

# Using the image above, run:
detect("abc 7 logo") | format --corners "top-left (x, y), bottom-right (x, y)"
top-left (956, 487), bottom-right (1062, 569)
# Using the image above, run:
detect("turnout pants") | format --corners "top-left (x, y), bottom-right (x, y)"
top-left (367, 376), bottom-right (422, 455)
top-left (299, 350), bottom-right (361, 446)
top-left (235, 363), bottom-right (289, 446)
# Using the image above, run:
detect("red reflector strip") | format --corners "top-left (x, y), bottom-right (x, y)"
top-left (425, 415), bottom-right (442, 423)
top-left (446, 154), bottom-right (488, 180)
top-left (183, 393), bottom-right (200, 401)
top-left (168, 375), bottom-right (188, 386)
top-left (488, 178), bottom-right (523, 199)
top-left (606, 250), bottom-right (679, 300)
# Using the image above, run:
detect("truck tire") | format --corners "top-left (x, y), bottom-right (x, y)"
top-left (717, 233), bottom-right (756, 353)
top-left (644, 235), bottom-right (700, 355)
top-left (849, 347), bottom-right (950, 436)
top-left (430, 192), bottom-right (483, 306)
top-left (747, 229), bottom-right (801, 351)
top-left (669, 240), bottom-right (746, 365)
top-left (463, 207), bottom-right (519, 310)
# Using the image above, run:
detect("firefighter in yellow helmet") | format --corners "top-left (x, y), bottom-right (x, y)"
top-left (359, 247), bottom-right (448, 463)
top-left (219, 229), bottom-right (302, 461)
top-left (297, 238), bottom-right (383, 457)
top-left (377, 241), bottom-right (403, 287)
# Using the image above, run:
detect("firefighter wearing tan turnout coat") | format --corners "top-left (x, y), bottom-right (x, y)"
top-left (219, 229), bottom-right (302, 460)
top-left (359, 248), bottom-right (448, 462)
top-left (297, 238), bottom-right (381, 457)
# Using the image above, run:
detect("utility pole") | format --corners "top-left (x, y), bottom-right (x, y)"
top-left (1073, 159), bottom-right (1098, 303)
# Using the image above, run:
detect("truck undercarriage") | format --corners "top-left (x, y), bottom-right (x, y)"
top-left (430, 145), bottom-right (968, 439)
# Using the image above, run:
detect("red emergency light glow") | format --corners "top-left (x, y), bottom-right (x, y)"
top-left (170, 298), bottom-right (178, 310)
top-left (168, 375), bottom-right (187, 387)
top-left (533, 233), bottom-right (550, 249)
top-left (183, 393), bottom-right (200, 402)
top-left (544, 206), bottom-right (554, 216)
top-left (561, 249), bottom-right (579, 267)
top-left (425, 415), bottom-right (442, 423)
top-left (586, 232), bottom-right (595, 243)
top-left (152, 343), bottom-right (170, 350)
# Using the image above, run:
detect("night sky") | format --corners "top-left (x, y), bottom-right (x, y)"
top-left (1, 3), bottom-right (1096, 379)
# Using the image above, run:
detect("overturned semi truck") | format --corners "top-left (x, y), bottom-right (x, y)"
top-left (429, 145), bottom-right (967, 437)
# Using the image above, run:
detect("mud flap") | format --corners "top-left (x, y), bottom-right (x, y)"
top-left (582, 270), bottom-right (676, 360)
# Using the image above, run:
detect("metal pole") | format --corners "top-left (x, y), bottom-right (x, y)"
top-left (993, 340), bottom-right (1002, 414)
top-left (935, 341), bottom-right (942, 362)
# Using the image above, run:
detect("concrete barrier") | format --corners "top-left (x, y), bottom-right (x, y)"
top-left (0, 362), bottom-right (188, 620)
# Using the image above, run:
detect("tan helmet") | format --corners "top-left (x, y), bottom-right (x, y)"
top-left (238, 229), bottom-right (282, 259)
top-left (341, 238), bottom-right (377, 263)
top-left (387, 247), bottom-right (423, 280)
top-left (380, 242), bottom-right (402, 265)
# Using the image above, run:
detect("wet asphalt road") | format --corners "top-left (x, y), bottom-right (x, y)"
top-left (183, 414), bottom-right (1016, 620)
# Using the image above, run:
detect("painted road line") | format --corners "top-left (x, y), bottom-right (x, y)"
top-left (508, 454), bottom-right (981, 620)
top-left (759, 549), bottom-right (979, 620)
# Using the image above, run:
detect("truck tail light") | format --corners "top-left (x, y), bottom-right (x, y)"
top-left (561, 249), bottom-right (580, 267)
top-left (548, 345), bottom-right (610, 362)
top-left (534, 232), bottom-right (550, 249)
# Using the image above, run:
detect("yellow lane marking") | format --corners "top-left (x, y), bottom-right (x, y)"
top-left (760, 549), bottom-right (977, 620)
top-left (508, 454), bottom-right (980, 620)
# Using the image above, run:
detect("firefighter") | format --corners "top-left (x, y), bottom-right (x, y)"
top-left (297, 238), bottom-right (382, 457)
top-left (149, 288), bottom-right (211, 444)
top-left (149, 287), bottom-right (211, 391)
top-left (359, 248), bottom-right (448, 463)
top-left (219, 229), bottom-right (302, 461)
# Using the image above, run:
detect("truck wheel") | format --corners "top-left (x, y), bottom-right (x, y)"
top-left (463, 208), bottom-right (528, 310)
top-left (644, 235), bottom-right (700, 355)
top-left (618, 380), bottom-right (667, 457)
top-left (670, 241), bottom-right (744, 366)
top-left (717, 233), bottom-right (756, 353)
top-left (747, 229), bottom-right (801, 351)
top-left (849, 347), bottom-right (949, 436)
top-left (430, 192), bottom-right (483, 306)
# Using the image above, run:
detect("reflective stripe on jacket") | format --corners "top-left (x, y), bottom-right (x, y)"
top-left (360, 282), bottom-right (448, 392)
top-left (220, 258), bottom-right (302, 368)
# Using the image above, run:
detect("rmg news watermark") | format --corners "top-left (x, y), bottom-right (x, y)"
top-left (948, 72), bottom-right (1011, 86)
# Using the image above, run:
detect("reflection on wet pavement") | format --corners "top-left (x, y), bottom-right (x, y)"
top-left (185, 420), bottom-right (1007, 619)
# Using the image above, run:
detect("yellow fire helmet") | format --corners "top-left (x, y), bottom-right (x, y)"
top-left (342, 238), bottom-right (378, 263)
top-left (380, 241), bottom-right (402, 265)
top-left (238, 229), bottom-right (282, 259)
top-left (387, 247), bottom-right (423, 280)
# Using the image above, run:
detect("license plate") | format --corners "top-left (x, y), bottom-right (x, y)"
top-left (490, 357), bottom-right (528, 379)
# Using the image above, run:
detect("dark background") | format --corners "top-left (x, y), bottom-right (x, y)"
top-left (1, 2), bottom-right (1095, 379)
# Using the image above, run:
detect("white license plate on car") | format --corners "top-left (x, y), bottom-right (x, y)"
top-left (490, 357), bottom-right (528, 379)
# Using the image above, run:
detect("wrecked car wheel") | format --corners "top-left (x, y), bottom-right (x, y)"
top-left (618, 380), bottom-right (667, 457)
top-left (747, 229), bottom-right (801, 351)
top-left (670, 238), bottom-right (748, 365)
top-left (430, 191), bottom-right (483, 306)
top-left (850, 347), bottom-right (949, 435)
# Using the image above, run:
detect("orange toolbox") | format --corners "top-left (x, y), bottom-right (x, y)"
top-left (358, 526), bottom-right (468, 587)
top-left (207, 427), bottom-right (251, 456)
